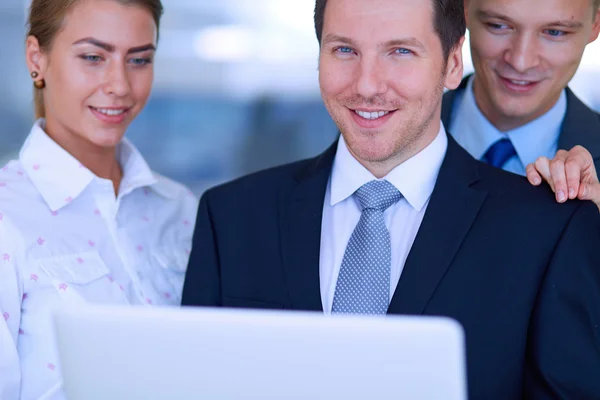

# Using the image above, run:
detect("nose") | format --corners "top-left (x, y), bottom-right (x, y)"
top-left (103, 61), bottom-right (131, 97)
top-left (504, 33), bottom-right (541, 73)
top-left (354, 55), bottom-right (388, 100)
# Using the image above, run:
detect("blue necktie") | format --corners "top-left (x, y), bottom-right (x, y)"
top-left (332, 180), bottom-right (402, 315)
top-left (482, 138), bottom-right (517, 168)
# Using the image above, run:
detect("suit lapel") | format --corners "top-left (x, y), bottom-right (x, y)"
top-left (279, 143), bottom-right (337, 312)
top-left (557, 88), bottom-right (600, 166)
top-left (388, 136), bottom-right (487, 315)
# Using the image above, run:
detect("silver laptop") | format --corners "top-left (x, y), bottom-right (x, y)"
top-left (53, 305), bottom-right (467, 400)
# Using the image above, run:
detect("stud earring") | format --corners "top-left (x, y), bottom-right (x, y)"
top-left (31, 71), bottom-right (45, 89)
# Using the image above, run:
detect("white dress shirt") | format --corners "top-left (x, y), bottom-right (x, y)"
top-left (0, 119), bottom-right (198, 400)
top-left (320, 125), bottom-right (448, 314)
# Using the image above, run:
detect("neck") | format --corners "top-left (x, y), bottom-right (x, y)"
top-left (44, 121), bottom-right (123, 195)
top-left (350, 118), bottom-right (441, 179)
top-left (353, 153), bottom-right (404, 179)
top-left (81, 151), bottom-right (123, 196)
top-left (472, 77), bottom-right (560, 132)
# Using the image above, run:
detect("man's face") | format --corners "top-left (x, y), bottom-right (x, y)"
top-left (466, 0), bottom-right (600, 131)
top-left (318, 0), bottom-right (464, 174)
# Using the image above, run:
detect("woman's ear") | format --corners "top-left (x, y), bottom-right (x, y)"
top-left (26, 35), bottom-right (49, 80)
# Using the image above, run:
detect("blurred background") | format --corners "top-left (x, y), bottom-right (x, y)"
top-left (1, 0), bottom-right (599, 195)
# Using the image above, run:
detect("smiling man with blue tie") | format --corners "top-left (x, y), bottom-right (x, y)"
top-left (442, 0), bottom-right (600, 203)
top-left (182, 0), bottom-right (600, 399)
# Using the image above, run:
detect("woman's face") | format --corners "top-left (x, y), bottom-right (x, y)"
top-left (28, 0), bottom-right (157, 150)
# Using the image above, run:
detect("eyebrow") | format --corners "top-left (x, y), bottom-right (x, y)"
top-left (545, 20), bottom-right (584, 29)
top-left (382, 38), bottom-right (426, 52)
top-left (322, 34), bottom-right (357, 47)
top-left (476, 10), bottom-right (584, 29)
top-left (476, 9), bottom-right (514, 22)
top-left (322, 34), bottom-right (426, 51)
top-left (72, 37), bottom-right (156, 53)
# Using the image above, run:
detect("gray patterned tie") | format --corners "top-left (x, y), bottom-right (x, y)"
top-left (332, 180), bottom-right (402, 315)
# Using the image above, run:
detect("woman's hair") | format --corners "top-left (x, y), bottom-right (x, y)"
top-left (27, 0), bottom-right (164, 119)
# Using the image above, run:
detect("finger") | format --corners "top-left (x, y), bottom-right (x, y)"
top-left (570, 146), bottom-right (599, 184)
top-left (526, 163), bottom-right (542, 186)
top-left (579, 182), bottom-right (600, 206)
top-left (534, 157), bottom-right (555, 193)
top-left (554, 149), bottom-right (569, 162)
top-left (564, 158), bottom-right (582, 200)
top-left (549, 158), bottom-right (567, 202)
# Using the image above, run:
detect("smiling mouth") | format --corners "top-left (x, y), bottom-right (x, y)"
top-left (353, 110), bottom-right (395, 120)
top-left (497, 73), bottom-right (543, 86)
top-left (89, 107), bottom-right (129, 116)
top-left (505, 79), bottom-right (537, 85)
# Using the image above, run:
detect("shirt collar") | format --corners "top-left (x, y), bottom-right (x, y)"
top-left (20, 119), bottom-right (176, 212)
top-left (457, 75), bottom-right (566, 166)
top-left (330, 124), bottom-right (448, 211)
top-left (116, 137), bottom-right (179, 200)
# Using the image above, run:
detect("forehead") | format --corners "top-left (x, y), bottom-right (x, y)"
top-left (323, 0), bottom-right (436, 42)
top-left (470, 0), bottom-right (593, 24)
top-left (58, 0), bottom-right (157, 45)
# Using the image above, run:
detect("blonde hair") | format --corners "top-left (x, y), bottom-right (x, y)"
top-left (26, 0), bottom-right (163, 119)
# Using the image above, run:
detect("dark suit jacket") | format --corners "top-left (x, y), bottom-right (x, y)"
top-left (441, 75), bottom-right (600, 170)
top-left (182, 135), bottom-right (600, 400)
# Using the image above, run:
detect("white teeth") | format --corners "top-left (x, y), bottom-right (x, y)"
top-left (510, 80), bottom-right (530, 86)
top-left (93, 108), bottom-right (125, 116)
top-left (355, 110), bottom-right (390, 120)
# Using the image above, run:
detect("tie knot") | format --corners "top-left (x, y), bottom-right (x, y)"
top-left (354, 180), bottom-right (402, 211)
top-left (482, 138), bottom-right (516, 168)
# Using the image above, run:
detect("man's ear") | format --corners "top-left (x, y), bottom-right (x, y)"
top-left (589, 6), bottom-right (600, 44)
top-left (444, 36), bottom-right (466, 91)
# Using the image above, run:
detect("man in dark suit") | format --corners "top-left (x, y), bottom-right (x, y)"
top-left (182, 0), bottom-right (600, 399)
top-left (443, 0), bottom-right (600, 210)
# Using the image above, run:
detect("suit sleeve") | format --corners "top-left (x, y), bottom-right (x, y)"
top-left (525, 201), bottom-right (600, 399)
top-left (181, 190), bottom-right (222, 307)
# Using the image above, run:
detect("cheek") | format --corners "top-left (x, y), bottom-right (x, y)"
top-left (387, 67), bottom-right (437, 103)
top-left (48, 62), bottom-right (97, 108)
top-left (391, 72), bottom-right (422, 95)
top-left (543, 47), bottom-right (583, 75)
top-left (318, 60), bottom-right (355, 98)
top-left (471, 36), bottom-right (505, 66)
top-left (130, 70), bottom-right (154, 102)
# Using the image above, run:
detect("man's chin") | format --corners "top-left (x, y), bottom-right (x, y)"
top-left (496, 104), bottom-right (540, 122)
top-left (489, 94), bottom-right (543, 120)
top-left (345, 140), bottom-right (397, 165)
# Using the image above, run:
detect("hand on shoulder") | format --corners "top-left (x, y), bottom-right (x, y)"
top-left (526, 146), bottom-right (600, 212)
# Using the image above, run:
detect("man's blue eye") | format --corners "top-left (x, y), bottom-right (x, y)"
top-left (487, 23), bottom-right (509, 30)
top-left (546, 29), bottom-right (566, 37)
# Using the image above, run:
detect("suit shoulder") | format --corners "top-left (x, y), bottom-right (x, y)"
top-left (475, 161), bottom-right (581, 213)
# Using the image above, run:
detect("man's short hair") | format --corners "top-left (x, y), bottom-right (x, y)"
top-left (313, 0), bottom-right (466, 60)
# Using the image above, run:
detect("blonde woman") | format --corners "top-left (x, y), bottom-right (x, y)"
top-left (0, 0), bottom-right (198, 398)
